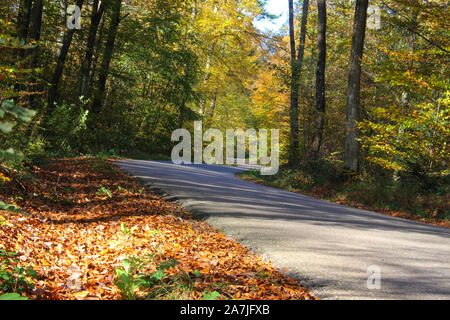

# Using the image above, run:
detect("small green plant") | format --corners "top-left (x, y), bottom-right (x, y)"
top-left (96, 185), bottom-right (112, 198)
top-left (0, 201), bottom-right (28, 215)
top-left (114, 258), bottom-right (141, 300)
top-left (114, 256), bottom-right (205, 300)
top-left (146, 230), bottom-right (161, 239)
top-left (128, 187), bottom-right (145, 195)
top-left (0, 250), bottom-right (37, 294)
top-left (39, 193), bottom-right (73, 207)
top-left (120, 222), bottom-right (138, 236)
top-left (97, 149), bottom-right (122, 160)
top-left (202, 291), bottom-right (222, 300)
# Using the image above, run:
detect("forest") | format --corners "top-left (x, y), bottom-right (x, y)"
top-left (0, 0), bottom-right (448, 301)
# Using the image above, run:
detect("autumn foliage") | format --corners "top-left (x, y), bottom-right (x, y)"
top-left (0, 158), bottom-right (315, 300)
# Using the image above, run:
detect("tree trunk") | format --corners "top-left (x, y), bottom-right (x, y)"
top-left (208, 90), bottom-right (218, 118)
top-left (297, 0), bottom-right (310, 70)
top-left (344, 0), bottom-right (368, 172)
top-left (288, 0), bottom-right (310, 166)
top-left (15, 0), bottom-right (33, 94)
top-left (80, 0), bottom-right (106, 101)
top-left (179, 100), bottom-right (185, 129)
top-left (28, 0), bottom-right (43, 43)
top-left (27, 0), bottom-right (43, 109)
top-left (288, 0), bottom-right (300, 166)
top-left (297, 0), bottom-right (310, 160)
top-left (92, 0), bottom-right (122, 114)
top-left (311, 0), bottom-right (327, 159)
top-left (88, 12), bottom-right (106, 91)
top-left (17, 0), bottom-right (33, 40)
top-left (47, 0), bottom-right (85, 111)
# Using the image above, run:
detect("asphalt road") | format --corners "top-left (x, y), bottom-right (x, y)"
top-left (117, 160), bottom-right (450, 300)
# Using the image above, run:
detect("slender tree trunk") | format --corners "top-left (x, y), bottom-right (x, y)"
top-left (208, 90), bottom-right (218, 118)
top-left (15, 0), bottom-right (33, 94)
top-left (80, 0), bottom-right (106, 101)
top-left (17, 0), bottom-right (33, 40)
top-left (89, 13), bottom-right (106, 91)
top-left (179, 100), bottom-right (185, 129)
top-left (47, 0), bottom-right (85, 111)
top-left (288, 0), bottom-right (300, 166)
top-left (199, 55), bottom-right (212, 115)
top-left (92, 0), bottom-right (122, 114)
top-left (311, 0), bottom-right (326, 160)
top-left (297, 0), bottom-right (310, 159)
top-left (304, 39), bottom-right (315, 158)
top-left (288, 0), bottom-right (310, 166)
top-left (27, 0), bottom-right (43, 109)
top-left (28, 0), bottom-right (43, 65)
top-left (28, 0), bottom-right (43, 43)
top-left (344, 0), bottom-right (369, 172)
top-left (297, 0), bottom-right (310, 71)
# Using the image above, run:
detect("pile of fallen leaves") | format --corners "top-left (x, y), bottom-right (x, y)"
top-left (0, 158), bottom-right (315, 300)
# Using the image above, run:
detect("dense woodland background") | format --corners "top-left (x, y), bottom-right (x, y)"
top-left (0, 0), bottom-right (449, 218)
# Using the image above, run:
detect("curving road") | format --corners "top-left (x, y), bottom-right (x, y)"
top-left (117, 160), bottom-right (450, 300)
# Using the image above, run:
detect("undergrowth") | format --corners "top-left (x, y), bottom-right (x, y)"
top-left (238, 160), bottom-right (449, 225)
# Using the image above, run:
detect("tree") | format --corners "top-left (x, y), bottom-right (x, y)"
top-left (344, 0), bottom-right (369, 172)
top-left (297, 0), bottom-right (309, 76)
top-left (15, 0), bottom-right (33, 94)
top-left (310, 0), bottom-right (326, 159)
top-left (92, 0), bottom-right (123, 114)
top-left (17, 0), bottom-right (33, 41)
top-left (358, 0), bottom-right (449, 178)
top-left (28, 0), bottom-right (43, 43)
top-left (27, 0), bottom-right (43, 108)
top-left (80, 0), bottom-right (106, 101)
top-left (47, 0), bottom-right (85, 111)
top-left (288, 0), bottom-right (310, 166)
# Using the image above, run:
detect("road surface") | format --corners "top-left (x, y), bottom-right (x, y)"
top-left (117, 160), bottom-right (450, 300)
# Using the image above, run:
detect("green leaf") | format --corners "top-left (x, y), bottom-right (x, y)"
top-left (26, 267), bottom-right (38, 278)
top-left (121, 222), bottom-right (128, 235)
top-left (157, 259), bottom-right (180, 271)
top-left (0, 201), bottom-right (24, 214)
top-left (121, 259), bottom-right (131, 273)
top-left (0, 121), bottom-right (13, 134)
top-left (202, 291), bottom-right (222, 300)
top-left (0, 293), bottom-right (29, 300)
top-left (96, 186), bottom-right (112, 198)
top-left (152, 269), bottom-right (166, 281)
top-left (1, 100), bottom-right (15, 111)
